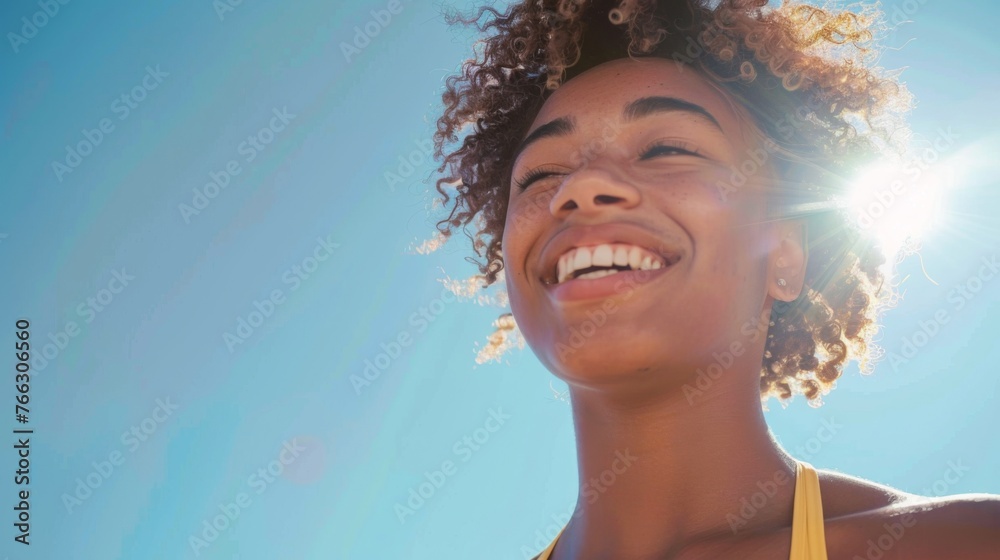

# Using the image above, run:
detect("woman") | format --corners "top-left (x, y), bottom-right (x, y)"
top-left (430, 0), bottom-right (1000, 558)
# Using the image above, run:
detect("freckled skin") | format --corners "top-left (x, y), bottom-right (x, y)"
top-left (501, 58), bottom-right (1000, 559)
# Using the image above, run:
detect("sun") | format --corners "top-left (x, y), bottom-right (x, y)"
top-left (845, 154), bottom-right (952, 257)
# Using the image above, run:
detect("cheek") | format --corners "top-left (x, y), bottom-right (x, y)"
top-left (701, 211), bottom-right (764, 286)
top-left (506, 186), bottom-right (555, 227)
top-left (715, 188), bottom-right (768, 279)
top-left (504, 189), bottom-right (553, 256)
top-left (501, 201), bottom-right (539, 304)
top-left (654, 172), bottom-right (766, 299)
top-left (695, 212), bottom-right (768, 334)
top-left (639, 164), bottom-right (734, 213)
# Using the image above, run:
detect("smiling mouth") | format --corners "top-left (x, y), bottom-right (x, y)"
top-left (550, 242), bottom-right (681, 285)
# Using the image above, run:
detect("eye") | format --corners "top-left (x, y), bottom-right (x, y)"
top-left (639, 140), bottom-right (703, 160)
top-left (513, 165), bottom-right (565, 191)
top-left (513, 141), bottom-right (703, 190)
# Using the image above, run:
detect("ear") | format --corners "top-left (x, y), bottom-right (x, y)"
top-left (768, 220), bottom-right (807, 302)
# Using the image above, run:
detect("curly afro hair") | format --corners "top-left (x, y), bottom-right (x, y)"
top-left (429, 0), bottom-right (912, 405)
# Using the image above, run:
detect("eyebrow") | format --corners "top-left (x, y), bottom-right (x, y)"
top-left (512, 96), bottom-right (724, 161)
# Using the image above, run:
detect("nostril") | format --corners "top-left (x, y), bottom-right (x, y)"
top-left (595, 194), bottom-right (624, 204)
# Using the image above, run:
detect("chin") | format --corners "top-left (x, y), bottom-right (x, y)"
top-left (534, 326), bottom-right (668, 384)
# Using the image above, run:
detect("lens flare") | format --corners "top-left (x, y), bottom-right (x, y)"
top-left (846, 154), bottom-right (953, 257)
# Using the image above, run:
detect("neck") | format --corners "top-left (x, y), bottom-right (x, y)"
top-left (556, 364), bottom-right (797, 558)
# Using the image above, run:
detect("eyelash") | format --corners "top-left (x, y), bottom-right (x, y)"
top-left (513, 140), bottom-right (703, 190)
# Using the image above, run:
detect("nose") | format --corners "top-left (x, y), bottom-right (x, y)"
top-left (548, 166), bottom-right (641, 218)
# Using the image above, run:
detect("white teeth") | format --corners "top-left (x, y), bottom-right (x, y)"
top-left (628, 246), bottom-right (642, 270)
top-left (554, 243), bottom-right (674, 284)
top-left (592, 244), bottom-right (614, 267)
top-left (573, 247), bottom-right (592, 271)
top-left (577, 269), bottom-right (620, 280)
top-left (613, 246), bottom-right (629, 266)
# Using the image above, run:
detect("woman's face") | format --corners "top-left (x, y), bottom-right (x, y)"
top-left (502, 57), bottom-right (789, 389)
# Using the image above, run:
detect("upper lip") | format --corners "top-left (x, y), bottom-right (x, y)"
top-left (537, 222), bottom-right (685, 285)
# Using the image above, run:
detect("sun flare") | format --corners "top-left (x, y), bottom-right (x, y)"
top-left (845, 154), bottom-right (953, 257)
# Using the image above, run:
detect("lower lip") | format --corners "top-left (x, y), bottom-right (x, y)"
top-left (546, 265), bottom-right (675, 303)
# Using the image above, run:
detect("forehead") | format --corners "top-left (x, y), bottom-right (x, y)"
top-left (529, 57), bottom-right (743, 135)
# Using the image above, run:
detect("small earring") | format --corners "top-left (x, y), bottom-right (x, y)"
top-left (777, 278), bottom-right (787, 287)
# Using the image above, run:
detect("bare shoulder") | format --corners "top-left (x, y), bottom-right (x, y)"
top-left (815, 468), bottom-right (1000, 560)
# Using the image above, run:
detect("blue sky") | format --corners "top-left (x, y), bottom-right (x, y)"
top-left (0, 0), bottom-right (998, 558)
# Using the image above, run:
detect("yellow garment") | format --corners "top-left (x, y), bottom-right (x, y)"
top-left (788, 461), bottom-right (828, 560)
top-left (532, 461), bottom-right (827, 560)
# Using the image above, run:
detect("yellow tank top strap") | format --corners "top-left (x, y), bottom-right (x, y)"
top-left (533, 461), bottom-right (827, 560)
top-left (789, 461), bottom-right (828, 560)
top-left (533, 526), bottom-right (562, 560)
